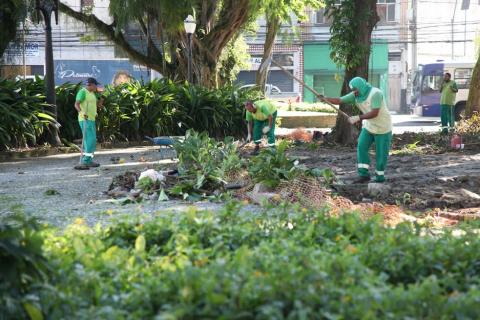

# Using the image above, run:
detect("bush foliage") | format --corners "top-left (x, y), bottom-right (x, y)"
top-left (0, 78), bottom-right (258, 150)
top-left (2, 206), bottom-right (480, 319)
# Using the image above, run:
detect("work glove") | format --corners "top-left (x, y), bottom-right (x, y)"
top-left (262, 126), bottom-right (271, 134)
top-left (246, 133), bottom-right (252, 142)
top-left (348, 116), bottom-right (360, 125)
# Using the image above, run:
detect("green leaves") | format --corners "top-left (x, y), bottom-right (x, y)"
top-left (0, 78), bottom-right (55, 150)
top-left (4, 207), bottom-right (480, 318)
top-left (324, 0), bottom-right (377, 71)
top-left (248, 140), bottom-right (301, 188)
top-left (171, 130), bottom-right (245, 197)
top-left (1, 78), bottom-right (256, 150)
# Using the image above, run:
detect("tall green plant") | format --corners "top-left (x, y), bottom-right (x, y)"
top-left (171, 130), bottom-right (244, 198)
top-left (0, 78), bottom-right (55, 150)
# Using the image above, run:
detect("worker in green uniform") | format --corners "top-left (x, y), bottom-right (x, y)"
top-left (324, 77), bottom-right (392, 183)
top-left (74, 77), bottom-right (104, 170)
top-left (439, 72), bottom-right (458, 134)
top-left (245, 99), bottom-right (277, 155)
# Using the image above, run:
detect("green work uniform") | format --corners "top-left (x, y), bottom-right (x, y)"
top-left (341, 78), bottom-right (392, 183)
top-left (246, 99), bottom-right (277, 146)
top-left (76, 88), bottom-right (98, 165)
top-left (440, 80), bottom-right (458, 133)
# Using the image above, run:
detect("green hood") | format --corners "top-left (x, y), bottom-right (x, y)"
top-left (349, 77), bottom-right (372, 103)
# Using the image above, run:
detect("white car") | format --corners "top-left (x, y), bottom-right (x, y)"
top-left (239, 83), bottom-right (282, 96)
top-left (239, 83), bottom-right (301, 102)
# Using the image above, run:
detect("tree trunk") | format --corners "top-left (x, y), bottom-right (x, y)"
top-left (466, 54), bottom-right (480, 117)
top-left (256, 16), bottom-right (280, 91)
top-left (42, 8), bottom-right (62, 146)
top-left (333, 0), bottom-right (379, 145)
top-left (0, 0), bottom-right (21, 58)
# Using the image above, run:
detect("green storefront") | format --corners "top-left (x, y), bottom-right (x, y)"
top-left (303, 42), bottom-right (389, 103)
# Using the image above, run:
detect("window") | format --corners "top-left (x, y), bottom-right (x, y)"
top-left (242, 53), bottom-right (295, 92)
top-left (454, 68), bottom-right (473, 89)
top-left (388, 52), bottom-right (401, 61)
top-left (315, 8), bottom-right (326, 24)
top-left (81, 0), bottom-right (94, 7)
top-left (421, 75), bottom-right (442, 94)
top-left (377, 0), bottom-right (396, 23)
top-left (314, 8), bottom-right (333, 25)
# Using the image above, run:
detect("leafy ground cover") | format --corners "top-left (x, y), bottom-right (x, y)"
top-left (2, 204), bottom-right (480, 319)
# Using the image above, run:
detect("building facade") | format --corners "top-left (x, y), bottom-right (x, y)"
top-left (2, 1), bottom-right (409, 112)
top-left (1, 0), bottom-right (150, 84)
top-left (300, 1), bottom-right (409, 112)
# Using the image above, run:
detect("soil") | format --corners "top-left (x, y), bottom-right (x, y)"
top-left (279, 135), bottom-right (480, 223)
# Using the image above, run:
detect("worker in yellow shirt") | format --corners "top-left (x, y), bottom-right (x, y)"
top-left (245, 99), bottom-right (277, 155)
top-left (74, 78), bottom-right (104, 170)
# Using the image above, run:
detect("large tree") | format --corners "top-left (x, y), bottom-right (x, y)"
top-left (58, 0), bottom-right (263, 88)
top-left (255, 0), bottom-right (320, 91)
top-left (325, 0), bottom-right (379, 144)
top-left (0, 0), bottom-right (27, 58)
top-left (466, 56), bottom-right (480, 117)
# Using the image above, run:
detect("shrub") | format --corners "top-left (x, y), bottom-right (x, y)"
top-left (170, 130), bottom-right (244, 199)
top-left (0, 78), bottom-right (56, 150)
top-left (0, 213), bottom-right (51, 319)
top-left (0, 78), bottom-right (256, 149)
top-left (3, 205), bottom-right (480, 318)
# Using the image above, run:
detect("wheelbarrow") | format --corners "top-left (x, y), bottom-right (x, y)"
top-left (145, 136), bottom-right (176, 160)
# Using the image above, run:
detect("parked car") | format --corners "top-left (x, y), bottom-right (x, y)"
top-left (239, 83), bottom-right (301, 102)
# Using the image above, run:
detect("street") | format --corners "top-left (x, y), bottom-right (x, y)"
top-left (390, 114), bottom-right (441, 134)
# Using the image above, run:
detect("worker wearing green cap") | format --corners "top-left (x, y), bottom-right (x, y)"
top-left (324, 77), bottom-right (392, 183)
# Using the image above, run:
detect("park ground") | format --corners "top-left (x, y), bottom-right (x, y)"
top-left (1, 114), bottom-right (479, 228)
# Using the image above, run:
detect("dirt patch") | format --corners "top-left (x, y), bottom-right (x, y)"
top-left (287, 140), bottom-right (480, 224)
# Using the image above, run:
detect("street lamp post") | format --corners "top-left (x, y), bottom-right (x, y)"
top-left (36, 0), bottom-right (61, 145)
top-left (184, 15), bottom-right (196, 83)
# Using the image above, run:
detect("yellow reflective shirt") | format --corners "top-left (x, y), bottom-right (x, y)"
top-left (246, 99), bottom-right (277, 121)
top-left (76, 88), bottom-right (97, 121)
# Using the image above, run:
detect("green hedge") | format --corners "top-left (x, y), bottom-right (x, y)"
top-left (0, 78), bottom-right (261, 150)
top-left (2, 205), bottom-right (480, 319)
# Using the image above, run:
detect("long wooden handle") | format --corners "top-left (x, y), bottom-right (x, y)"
top-left (270, 59), bottom-right (351, 119)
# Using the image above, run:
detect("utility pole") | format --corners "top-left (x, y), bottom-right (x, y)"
top-left (411, 0), bottom-right (417, 72)
top-left (451, 0), bottom-right (458, 60)
top-left (464, 4), bottom-right (467, 56)
top-left (22, 22), bottom-right (26, 79)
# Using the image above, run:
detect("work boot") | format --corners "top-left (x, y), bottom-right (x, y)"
top-left (85, 162), bottom-right (100, 168)
top-left (353, 176), bottom-right (370, 184)
top-left (251, 145), bottom-right (260, 156)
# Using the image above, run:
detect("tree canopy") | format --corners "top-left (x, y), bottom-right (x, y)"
top-left (59, 0), bottom-right (265, 87)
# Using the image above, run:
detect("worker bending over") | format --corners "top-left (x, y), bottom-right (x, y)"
top-left (245, 99), bottom-right (277, 155)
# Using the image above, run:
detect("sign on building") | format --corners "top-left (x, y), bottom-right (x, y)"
top-left (5, 42), bottom-right (40, 57)
top-left (54, 60), bottom-right (150, 85)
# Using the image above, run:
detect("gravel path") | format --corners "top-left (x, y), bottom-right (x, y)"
top-left (0, 147), bottom-right (235, 228)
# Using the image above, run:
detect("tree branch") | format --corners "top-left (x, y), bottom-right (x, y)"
top-left (58, 2), bottom-right (166, 73)
top-left (203, 0), bottom-right (251, 60)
